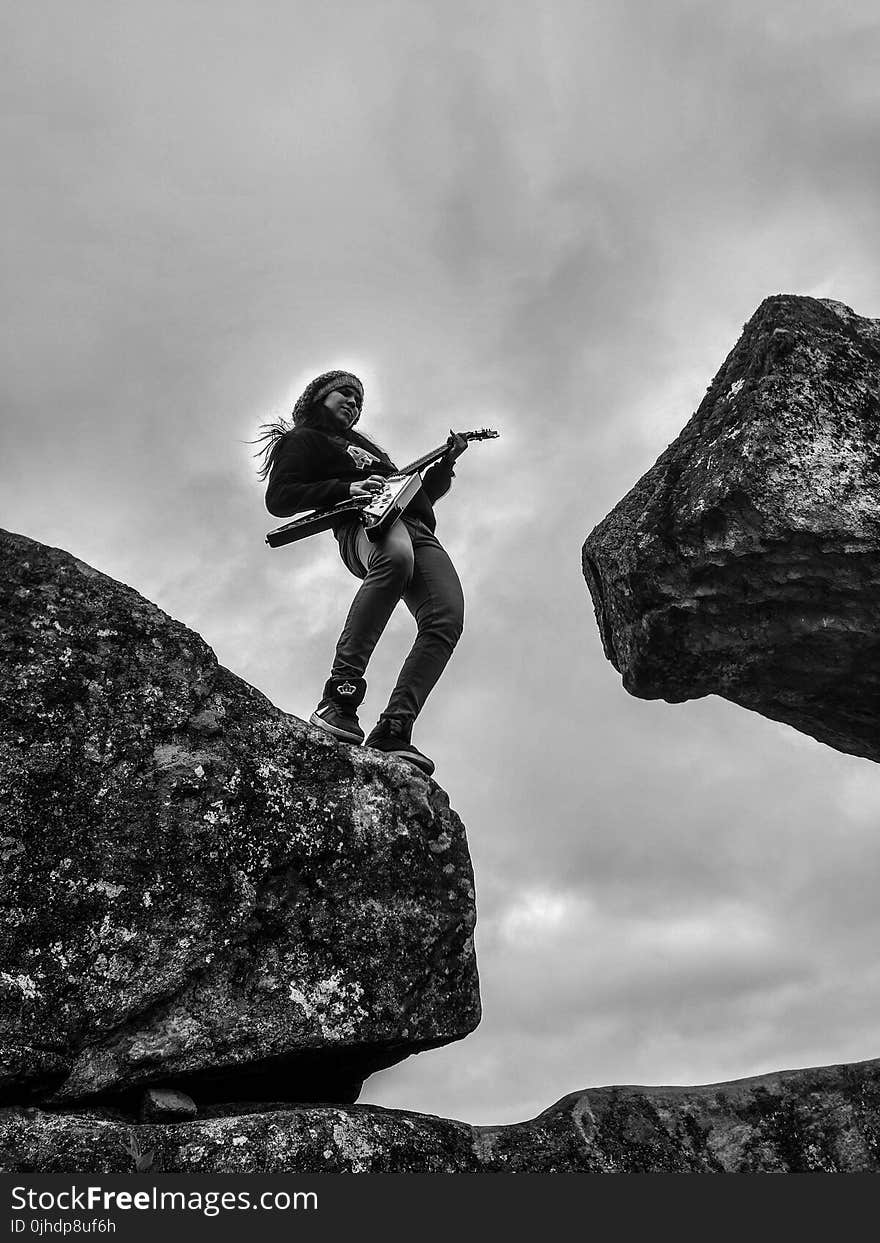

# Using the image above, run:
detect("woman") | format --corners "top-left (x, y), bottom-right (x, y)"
top-left (255, 369), bottom-right (467, 777)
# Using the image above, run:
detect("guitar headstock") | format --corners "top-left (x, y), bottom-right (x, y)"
top-left (451, 428), bottom-right (499, 443)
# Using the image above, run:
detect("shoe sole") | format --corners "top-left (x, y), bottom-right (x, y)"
top-left (309, 712), bottom-right (364, 745)
top-left (368, 745), bottom-right (434, 776)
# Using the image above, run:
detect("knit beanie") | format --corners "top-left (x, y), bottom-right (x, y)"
top-left (292, 371), bottom-right (364, 425)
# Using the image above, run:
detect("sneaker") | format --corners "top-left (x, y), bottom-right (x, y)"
top-left (364, 716), bottom-right (435, 776)
top-left (309, 676), bottom-right (366, 745)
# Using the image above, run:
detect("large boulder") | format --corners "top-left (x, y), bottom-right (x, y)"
top-left (4, 1055), bottom-right (880, 1172)
top-left (583, 295), bottom-right (880, 762)
top-left (0, 529), bottom-right (479, 1107)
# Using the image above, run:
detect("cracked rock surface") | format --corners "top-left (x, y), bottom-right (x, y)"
top-left (0, 528), bottom-right (479, 1107)
top-left (583, 295), bottom-right (880, 762)
top-left (3, 1057), bottom-right (880, 1172)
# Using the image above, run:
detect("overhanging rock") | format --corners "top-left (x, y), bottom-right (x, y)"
top-left (583, 295), bottom-right (880, 762)
top-left (0, 528), bottom-right (480, 1107)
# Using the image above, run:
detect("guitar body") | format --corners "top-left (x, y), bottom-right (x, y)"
top-left (265, 428), bottom-right (498, 550)
top-left (362, 472), bottom-right (424, 541)
top-left (264, 498), bottom-right (368, 548)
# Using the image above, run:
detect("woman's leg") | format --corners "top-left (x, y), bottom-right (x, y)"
top-left (380, 526), bottom-right (465, 724)
top-left (331, 521), bottom-right (415, 679)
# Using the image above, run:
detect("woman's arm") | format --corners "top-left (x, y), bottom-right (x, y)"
top-left (422, 433), bottom-right (469, 504)
top-left (422, 458), bottom-right (456, 504)
top-left (265, 431), bottom-right (352, 517)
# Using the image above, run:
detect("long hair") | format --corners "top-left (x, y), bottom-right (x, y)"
top-left (250, 417), bottom-right (290, 481)
top-left (249, 400), bottom-right (334, 480)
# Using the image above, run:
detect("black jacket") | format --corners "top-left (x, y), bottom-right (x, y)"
top-left (265, 426), bottom-right (455, 533)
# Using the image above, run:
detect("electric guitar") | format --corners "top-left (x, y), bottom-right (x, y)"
top-left (266, 428), bottom-right (499, 549)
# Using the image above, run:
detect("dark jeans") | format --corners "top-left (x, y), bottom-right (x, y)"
top-left (332, 517), bottom-right (465, 723)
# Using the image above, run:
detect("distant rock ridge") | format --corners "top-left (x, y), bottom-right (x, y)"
top-left (583, 295), bottom-right (880, 762)
top-left (0, 528), bottom-right (480, 1109)
top-left (4, 1056), bottom-right (880, 1172)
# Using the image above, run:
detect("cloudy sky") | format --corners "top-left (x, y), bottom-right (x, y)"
top-left (4, 0), bottom-right (880, 1125)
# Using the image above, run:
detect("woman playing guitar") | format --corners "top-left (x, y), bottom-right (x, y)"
top-left (254, 370), bottom-right (468, 776)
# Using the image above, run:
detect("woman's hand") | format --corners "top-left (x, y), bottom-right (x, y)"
top-left (445, 431), bottom-right (469, 462)
top-left (349, 475), bottom-right (387, 499)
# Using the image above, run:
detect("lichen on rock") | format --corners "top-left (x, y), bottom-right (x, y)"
top-left (583, 295), bottom-right (880, 762)
top-left (4, 1056), bottom-right (880, 1172)
top-left (0, 528), bottom-right (480, 1107)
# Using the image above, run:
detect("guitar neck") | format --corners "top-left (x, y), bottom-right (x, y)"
top-left (397, 442), bottom-right (455, 476)
top-left (397, 428), bottom-right (497, 475)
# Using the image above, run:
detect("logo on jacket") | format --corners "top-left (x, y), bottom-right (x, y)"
top-left (337, 682), bottom-right (358, 696)
top-left (346, 444), bottom-right (379, 470)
